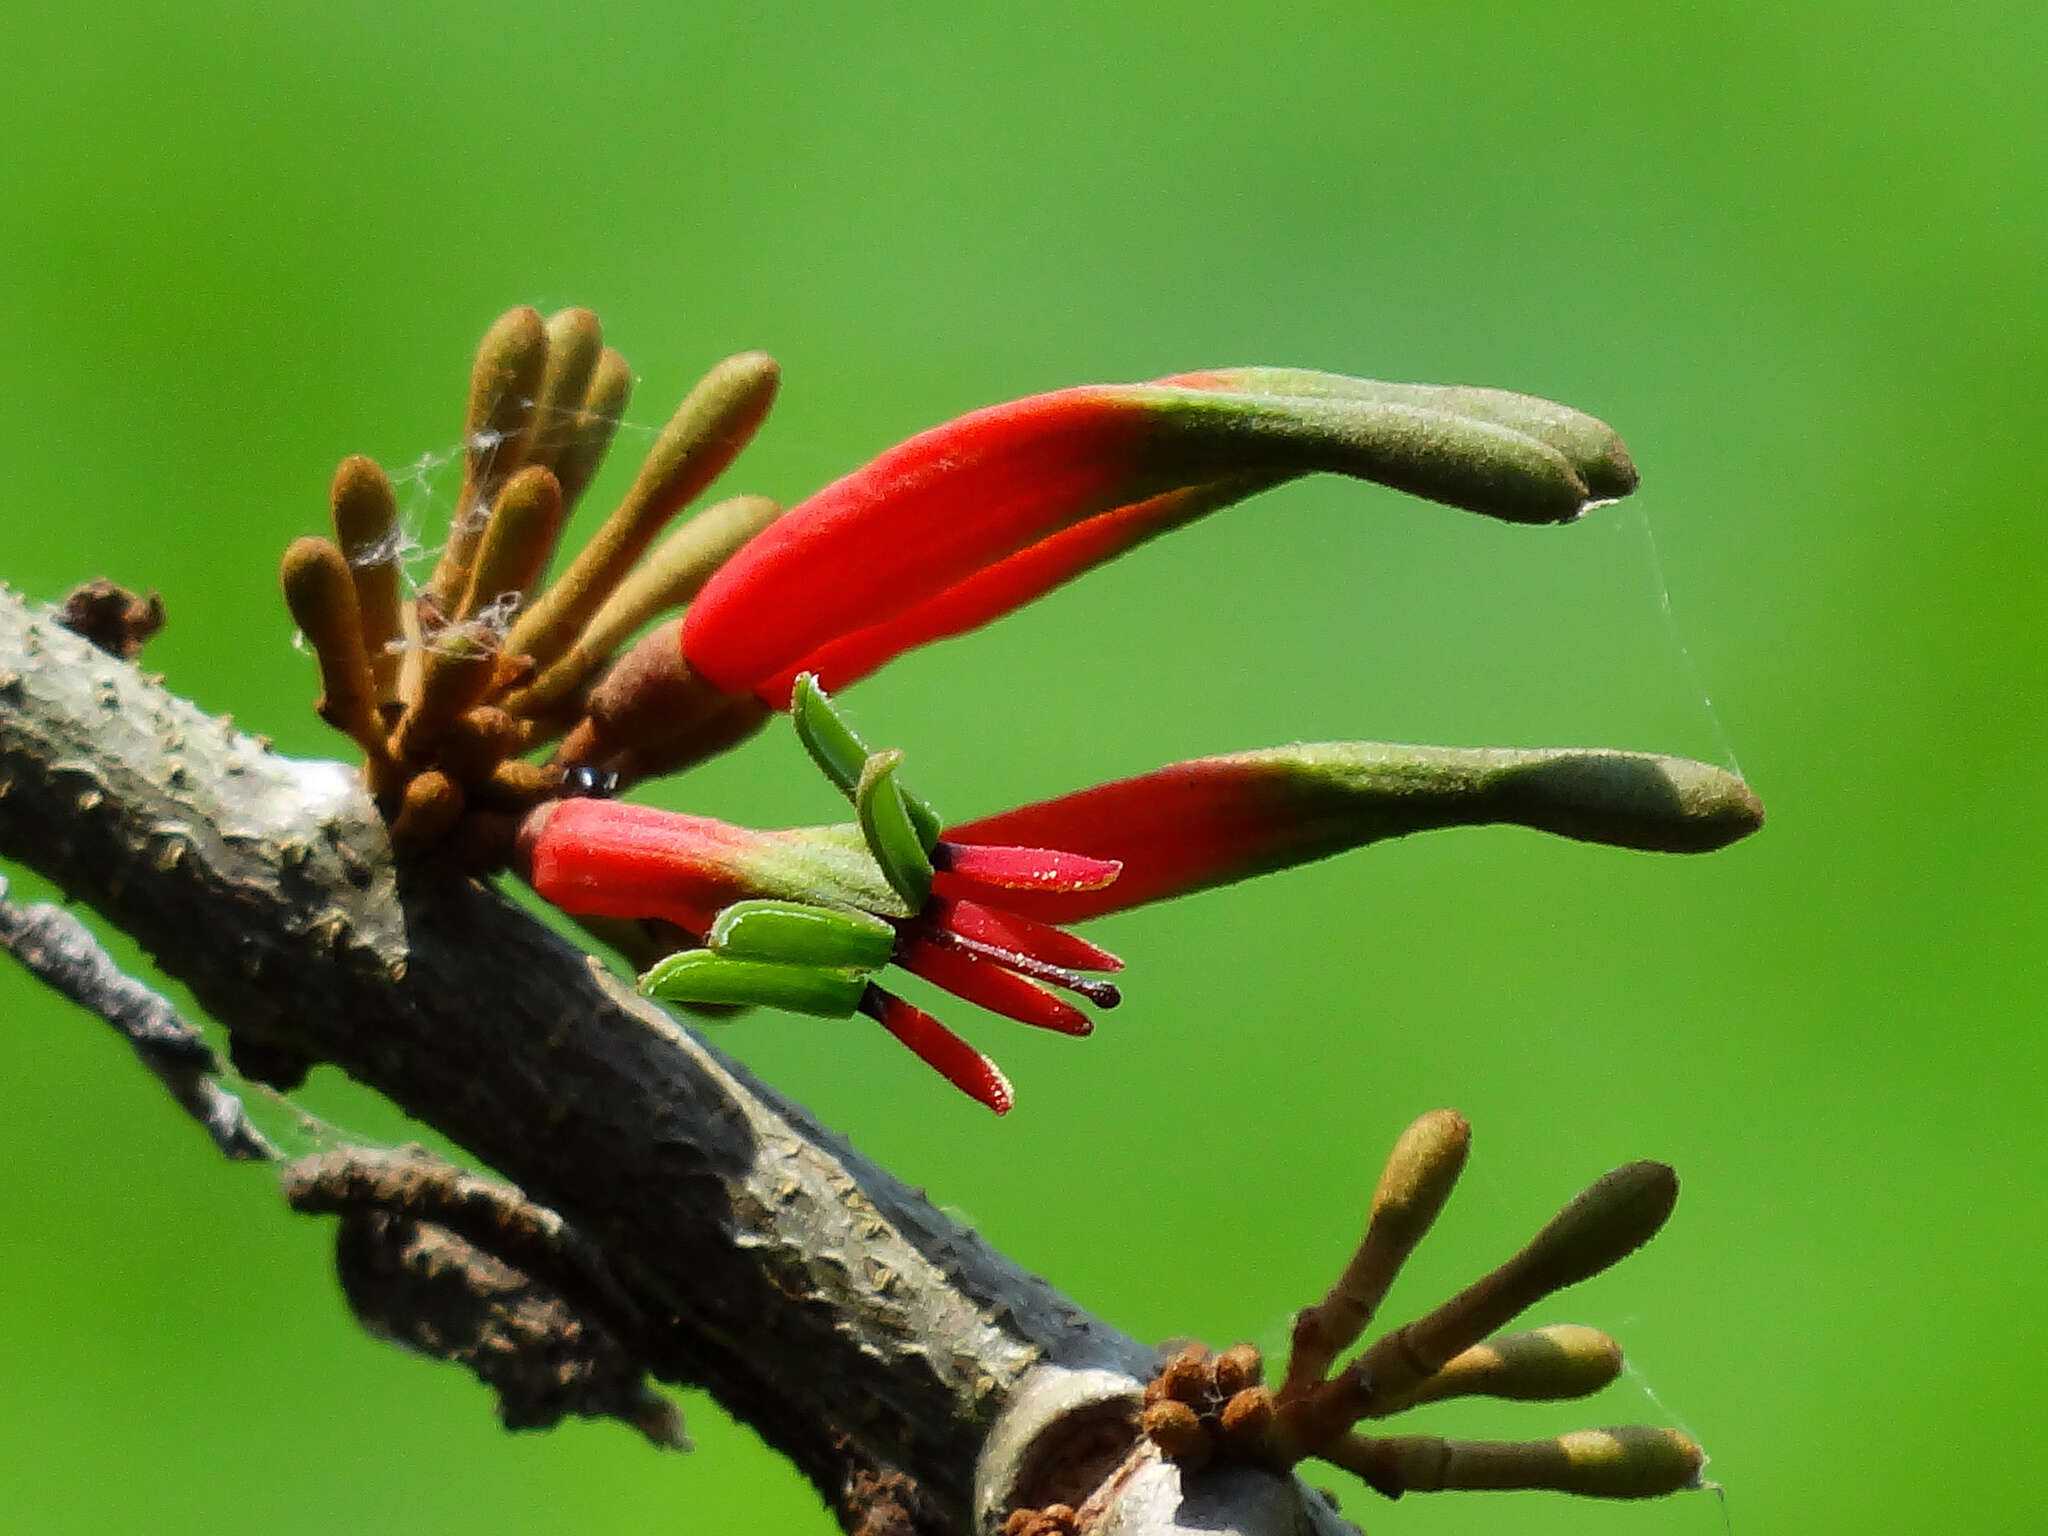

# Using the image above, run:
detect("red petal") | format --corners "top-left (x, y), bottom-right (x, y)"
top-left (934, 842), bottom-right (1123, 894)
top-left (928, 897), bottom-right (1123, 974)
top-left (864, 989), bottom-right (1014, 1114)
top-left (687, 373), bottom-right (1627, 697)
top-left (753, 477), bottom-right (1273, 707)
top-left (946, 743), bottom-right (1766, 922)
top-left (520, 797), bottom-right (752, 933)
top-left (896, 938), bottom-right (1093, 1037)
top-left (942, 755), bottom-right (1345, 923)
top-left (682, 387), bottom-right (1156, 694)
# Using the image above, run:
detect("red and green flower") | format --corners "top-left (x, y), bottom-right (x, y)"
top-left (283, 309), bottom-right (1762, 1112)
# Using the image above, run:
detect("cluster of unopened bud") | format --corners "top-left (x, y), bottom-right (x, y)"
top-left (1000, 1503), bottom-right (1080, 1536)
top-left (280, 306), bottom-right (782, 861)
top-left (1139, 1111), bottom-right (1705, 1506)
top-left (1138, 1341), bottom-right (1278, 1477)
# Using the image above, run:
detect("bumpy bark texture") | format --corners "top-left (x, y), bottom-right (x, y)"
top-left (0, 588), bottom-right (1351, 1536)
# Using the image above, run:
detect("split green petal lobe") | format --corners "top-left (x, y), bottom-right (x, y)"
top-left (792, 670), bottom-right (871, 796)
top-left (857, 750), bottom-right (935, 909)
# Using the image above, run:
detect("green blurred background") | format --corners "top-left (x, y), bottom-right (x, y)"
top-left (2, 3), bottom-right (2040, 1532)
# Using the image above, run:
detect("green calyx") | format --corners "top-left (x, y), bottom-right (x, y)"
top-left (708, 898), bottom-right (898, 970)
top-left (639, 949), bottom-right (867, 1018)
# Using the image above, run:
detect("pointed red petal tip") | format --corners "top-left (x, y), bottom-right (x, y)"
top-left (928, 897), bottom-right (1123, 975)
top-left (896, 937), bottom-right (1095, 1037)
top-left (932, 841), bottom-right (1123, 894)
top-left (942, 757), bottom-right (1309, 924)
top-left (863, 988), bottom-right (1014, 1114)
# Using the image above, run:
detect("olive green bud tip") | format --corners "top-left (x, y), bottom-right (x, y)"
top-left (279, 537), bottom-right (352, 607)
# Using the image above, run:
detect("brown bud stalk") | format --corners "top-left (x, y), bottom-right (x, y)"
top-left (1283, 1109), bottom-right (1470, 1399)
top-left (279, 536), bottom-right (388, 762)
top-left (1326, 1425), bottom-right (1701, 1500)
top-left (435, 706), bottom-right (526, 787)
top-left (1349, 1162), bottom-right (1677, 1412)
top-left (553, 617), bottom-right (726, 768)
top-left (390, 629), bottom-right (499, 767)
top-left (426, 306), bottom-right (551, 614)
top-left (503, 350), bottom-right (780, 672)
top-left (388, 769), bottom-right (465, 853)
top-left (328, 455), bottom-right (406, 712)
top-left (504, 493), bottom-right (780, 717)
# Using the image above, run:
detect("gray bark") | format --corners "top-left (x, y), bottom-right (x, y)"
top-left (0, 586), bottom-right (1353, 1536)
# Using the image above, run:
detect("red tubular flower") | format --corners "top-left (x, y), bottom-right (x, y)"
top-left (944, 743), bottom-right (1767, 925)
top-left (681, 373), bottom-right (1637, 701)
top-left (517, 794), bottom-right (1128, 1113)
top-left (520, 739), bottom-right (1760, 1111)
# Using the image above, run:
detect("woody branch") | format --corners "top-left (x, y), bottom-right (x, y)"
top-left (0, 587), bottom-right (1356, 1536)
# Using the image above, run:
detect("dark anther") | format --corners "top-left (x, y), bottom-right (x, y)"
top-left (560, 764), bottom-right (621, 798)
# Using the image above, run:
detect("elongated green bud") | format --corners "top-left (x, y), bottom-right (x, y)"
top-left (639, 949), bottom-right (867, 1017)
top-left (1354, 1162), bottom-right (1677, 1409)
top-left (329, 455), bottom-right (405, 711)
top-left (504, 349), bottom-right (779, 672)
top-left (553, 346), bottom-right (634, 514)
top-left (523, 308), bottom-right (606, 476)
top-left (458, 463), bottom-right (564, 621)
top-left (857, 749), bottom-right (934, 909)
top-left (1284, 1109), bottom-right (1470, 1396)
top-left (1330, 1424), bottom-right (1701, 1499)
top-left (1365, 1324), bottom-right (1623, 1415)
top-left (428, 306), bottom-right (551, 613)
top-left (280, 536), bottom-right (387, 761)
top-left (708, 899), bottom-right (898, 970)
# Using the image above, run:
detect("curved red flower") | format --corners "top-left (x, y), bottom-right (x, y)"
top-left (681, 373), bottom-right (1635, 700)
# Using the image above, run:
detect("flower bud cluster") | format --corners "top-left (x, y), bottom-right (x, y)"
top-left (1136, 1112), bottom-right (1705, 1508)
top-left (281, 306), bottom-right (781, 861)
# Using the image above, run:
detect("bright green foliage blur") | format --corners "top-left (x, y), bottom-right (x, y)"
top-left (2, 5), bottom-right (2041, 1533)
